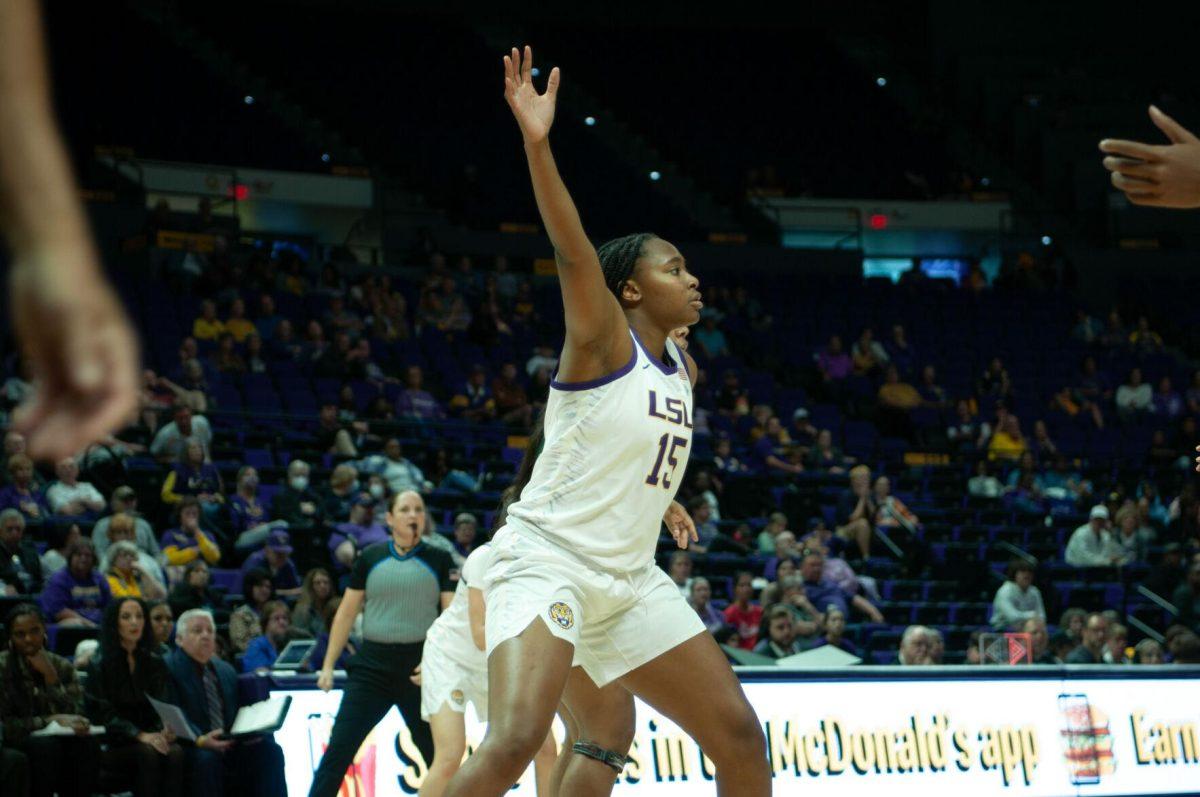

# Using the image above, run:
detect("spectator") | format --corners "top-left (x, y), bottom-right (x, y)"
top-left (806, 429), bottom-right (853, 474)
top-left (752, 416), bottom-right (803, 476)
top-left (977, 357), bottom-right (1012, 402)
top-left (988, 414), bottom-right (1027, 462)
top-left (667, 551), bottom-right (693, 596)
top-left (192, 299), bottom-right (224, 341)
top-left (40, 521), bottom-right (80, 575)
top-left (525, 344), bottom-right (558, 379)
top-left (324, 294), bottom-right (364, 337)
top-left (228, 569), bottom-right (275, 654)
top-left (813, 607), bottom-right (859, 656)
top-left (150, 405), bottom-right (213, 464)
top-left (1170, 630), bottom-right (1200, 664)
top-left (40, 540), bottom-right (110, 627)
top-left (789, 408), bottom-right (820, 450)
top-left (885, 325), bottom-right (916, 377)
top-left (990, 559), bottom-right (1046, 630)
top-left (1042, 456), bottom-right (1093, 503)
top-left (685, 496), bottom-right (725, 554)
top-left (1104, 623), bottom-right (1129, 664)
top-left (716, 370), bottom-right (749, 417)
top-left (321, 464), bottom-right (360, 524)
top-left (968, 460), bottom-right (1004, 499)
top-left (99, 513), bottom-right (166, 589)
top-left (756, 511), bottom-right (790, 555)
top-left (255, 294), bottom-right (282, 340)
top-left (1134, 639), bottom-right (1164, 665)
top-left (0, 603), bottom-right (100, 797)
top-left (1030, 420), bottom-right (1058, 458)
top-left (105, 541), bottom-right (167, 601)
top-left (0, 509), bottom-right (43, 594)
top-left (1005, 452), bottom-right (1044, 493)
top-left (723, 572), bottom-right (763, 650)
top-left (947, 400), bottom-right (991, 450)
top-left (160, 498), bottom-right (221, 572)
top-left (712, 434), bottom-right (748, 476)
top-left (1186, 371), bottom-right (1200, 416)
top-left (1065, 505), bottom-right (1126, 568)
top-left (452, 512), bottom-right (479, 561)
top-left (688, 577), bottom-right (727, 636)
top-left (491, 362), bottom-right (533, 427)
top-left (1113, 503), bottom-right (1154, 563)
top-left (898, 625), bottom-right (933, 665)
top-left (1023, 617), bottom-right (1056, 664)
top-left (167, 560), bottom-right (219, 619)
top-left (165, 609), bottom-right (288, 797)
top-left (315, 402), bottom-right (360, 458)
top-left (851, 328), bottom-right (889, 376)
top-left (1060, 608), bottom-right (1088, 643)
top-left (292, 568), bottom-right (336, 638)
top-left (798, 518), bottom-right (865, 597)
top-left (1172, 562), bottom-right (1200, 633)
top-left (816, 335), bottom-right (853, 387)
top-left (93, 486), bottom-right (161, 561)
top-left (148, 601), bottom-right (174, 655)
top-left (0, 454), bottom-right (50, 523)
top-left (927, 628), bottom-right (945, 664)
top-left (1116, 368), bottom-right (1153, 420)
top-left (395, 366), bottom-right (443, 422)
top-left (268, 319), bottom-right (303, 361)
top-left (877, 365), bottom-right (923, 438)
top-left (752, 605), bottom-right (803, 659)
top-left (85, 598), bottom-right (184, 795)
top-left (693, 316), bottom-right (730, 359)
top-left (228, 466), bottom-right (277, 550)
top-left (799, 551), bottom-right (883, 623)
top-left (835, 465), bottom-right (876, 559)
top-left (44, 456), bottom-right (104, 518)
top-left (965, 630), bottom-right (985, 665)
top-left (916, 365), bottom-right (947, 407)
top-left (763, 531), bottom-right (799, 580)
top-left (271, 460), bottom-right (322, 531)
top-left (160, 441), bottom-right (224, 525)
top-left (329, 495), bottom-right (389, 570)
top-left (1154, 376), bottom-right (1183, 419)
top-left (873, 476), bottom-right (921, 534)
top-left (1129, 315), bottom-right (1164, 352)
top-left (240, 530), bottom-right (301, 596)
top-left (242, 600), bottom-right (294, 672)
top-left (450, 365), bottom-right (496, 423)
top-left (209, 333), bottom-right (245, 375)
top-left (375, 438), bottom-right (432, 495)
top-left (1065, 613), bottom-right (1109, 664)
top-left (1072, 309), bottom-right (1103, 345)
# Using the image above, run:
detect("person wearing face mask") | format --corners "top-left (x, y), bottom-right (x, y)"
top-left (308, 490), bottom-right (454, 797)
top-left (0, 603), bottom-right (100, 797)
top-left (239, 530), bottom-right (301, 597)
top-left (271, 459), bottom-right (323, 532)
top-left (364, 474), bottom-right (390, 515)
top-left (85, 598), bottom-right (184, 796)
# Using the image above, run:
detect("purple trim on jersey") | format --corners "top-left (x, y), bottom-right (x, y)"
top-left (631, 327), bottom-right (677, 375)
top-left (549, 341), bottom-right (637, 392)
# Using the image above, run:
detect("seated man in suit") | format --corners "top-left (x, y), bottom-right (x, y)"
top-left (164, 609), bottom-right (286, 797)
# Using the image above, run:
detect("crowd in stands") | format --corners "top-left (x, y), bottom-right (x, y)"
top-left (3, 216), bottom-right (1200, 792)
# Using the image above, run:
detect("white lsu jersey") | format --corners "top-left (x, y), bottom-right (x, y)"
top-left (503, 328), bottom-right (693, 573)
top-left (423, 543), bottom-right (494, 670)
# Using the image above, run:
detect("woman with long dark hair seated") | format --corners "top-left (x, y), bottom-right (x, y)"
top-left (0, 603), bottom-right (100, 797)
top-left (85, 597), bottom-right (184, 796)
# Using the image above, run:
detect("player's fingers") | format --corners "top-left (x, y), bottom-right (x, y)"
top-left (1102, 156), bottom-right (1156, 180)
top-left (503, 55), bottom-right (513, 85)
top-left (1112, 172), bottom-right (1158, 192)
top-left (546, 66), bottom-right (560, 99)
top-left (1149, 105), bottom-right (1200, 145)
top-left (1125, 192), bottom-right (1167, 206)
top-left (511, 48), bottom-right (521, 85)
top-left (1099, 138), bottom-right (1161, 162)
top-left (522, 45), bottom-right (533, 84)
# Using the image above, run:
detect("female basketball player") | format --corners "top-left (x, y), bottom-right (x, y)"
top-left (442, 46), bottom-right (769, 797)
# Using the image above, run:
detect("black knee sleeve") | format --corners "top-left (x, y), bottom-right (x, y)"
top-left (572, 740), bottom-right (630, 774)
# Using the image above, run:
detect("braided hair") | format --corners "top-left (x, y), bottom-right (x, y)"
top-left (597, 232), bottom-right (657, 300)
top-left (3, 603), bottom-right (48, 718)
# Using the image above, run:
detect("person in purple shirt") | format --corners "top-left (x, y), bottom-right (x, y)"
top-left (328, 495), bottom-right (389, 570)
top-left (160, 441), bottom-right (224, 525)
top-left (799, 551), bottom-right (883, 624)
top-left (229, 466), bottom-right (269, 534)
top-left (40, 540), bottom-right (111, 626)
top-left (817, 335), bottom-right (853, 382)
top-left (240, 529), bottom-right (302, 596)
top-left (394, 365), bottom-right (444, 422)
top-left (0, 453), bottom-right (51, 524)
top-left (752, 417), bottom-right (802, 476)
top-left (811, 607), bottom-right (861, 656)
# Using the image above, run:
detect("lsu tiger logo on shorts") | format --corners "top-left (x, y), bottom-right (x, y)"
top-left (548, 601), bottom-right (575, 630)
top-left (450, 689), bottom-right (465, 706)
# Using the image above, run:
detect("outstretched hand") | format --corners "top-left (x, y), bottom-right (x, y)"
top-left (503, 46), bottom-right (560, 145)
top-left (663, 500), bottom-right (698, 550)
top-left (1100, 106), bottom-right (1200, 208)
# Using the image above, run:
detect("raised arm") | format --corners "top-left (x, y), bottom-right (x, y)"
top-left (504, 46), bottom-right (628, 373)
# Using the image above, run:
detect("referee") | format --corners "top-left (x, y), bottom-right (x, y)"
top-left (309, 490), bottom-right (455, 797)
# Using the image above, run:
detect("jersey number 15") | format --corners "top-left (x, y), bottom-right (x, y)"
top-left (645, 434), bottom-right (688, 490)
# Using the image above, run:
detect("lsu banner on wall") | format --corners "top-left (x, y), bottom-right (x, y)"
top-left (272, 667), bottom-right (1200, 796)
